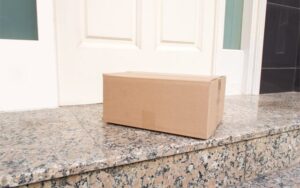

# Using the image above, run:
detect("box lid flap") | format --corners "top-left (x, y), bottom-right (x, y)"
top-left (103, 72), bottom-right (222, 82)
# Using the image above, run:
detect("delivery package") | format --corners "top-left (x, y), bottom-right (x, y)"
top-left (103, 72), bottom-right (226, 139)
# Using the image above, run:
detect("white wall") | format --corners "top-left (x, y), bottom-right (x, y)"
top-left (0, 0), bottom-right (58, 111)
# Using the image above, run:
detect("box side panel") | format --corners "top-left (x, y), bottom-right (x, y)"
top-left (103, 75), bottom-right (210, 139)
top-left (206, 76), bottom-right (226, 138)
top-left (206, 80), bottom-right (219, 139)
top-left (103, 76), bottom-right (143, 125)
top-left (218, 76), bottom-right (226, 124)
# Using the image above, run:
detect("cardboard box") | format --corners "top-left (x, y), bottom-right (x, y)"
top-left (103, 72), bottom-right (226, 139)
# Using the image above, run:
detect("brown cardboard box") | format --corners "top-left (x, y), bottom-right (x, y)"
top-left (103, 72), bottom-right (226, 139)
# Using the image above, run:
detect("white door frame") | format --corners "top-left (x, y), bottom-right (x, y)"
top-left (213, 0), bottom-right (267, 95)
top-left (242, 0), bottom-right (267, 95)
top-left (0, 0), bottom-right (58, 111)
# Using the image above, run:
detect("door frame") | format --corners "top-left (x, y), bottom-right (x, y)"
top-left (244, 0), bottom-right (267, 95)
top-left (213, 0), bottom-right (267, 95)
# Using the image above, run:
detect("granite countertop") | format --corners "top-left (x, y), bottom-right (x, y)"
top-left (1, 92), bottom-right (300, 187)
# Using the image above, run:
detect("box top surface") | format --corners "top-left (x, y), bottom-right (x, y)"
top-left (103, 72), bottom-right (223, 82)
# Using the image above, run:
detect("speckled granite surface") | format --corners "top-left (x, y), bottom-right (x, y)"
top-left (245, 129), bottom-right (300, 180)
top-left (16, 129), bottom-right (300, 188)
top-left (21, 142), bottom-right (246, 188)
top-left (234, 163), bottom-right (300, 188)
top-left (0, 92), bottom-right (300, 187)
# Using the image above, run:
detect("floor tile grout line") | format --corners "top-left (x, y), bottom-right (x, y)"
top-left (67, 109), bottom-right (101, 146)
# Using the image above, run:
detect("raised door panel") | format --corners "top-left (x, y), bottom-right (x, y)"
top-left (158, 0), bottom-right (203, 49)
top-left (85, 0), bottom-right (140, 45)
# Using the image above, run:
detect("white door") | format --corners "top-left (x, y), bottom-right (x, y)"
top-left (0, 0), bottom-right (57, 111)
top-left (55, 0), bottom-right (217, 105)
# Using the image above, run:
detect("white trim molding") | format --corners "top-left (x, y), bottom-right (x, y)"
top-left (242, 0), bottom-right (267, 95)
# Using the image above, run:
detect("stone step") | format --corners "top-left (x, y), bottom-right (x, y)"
top-left (17, 129), bottom-right (300, 188)
top-left (0, 92), bottom-right (299, 187)
top-left (234, 163), bottom-right (300, 188)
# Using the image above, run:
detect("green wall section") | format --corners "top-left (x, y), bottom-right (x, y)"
top-left (0, 0), bottom-right (38, 40)
top-left (223, 0), bottom-right (244, 49)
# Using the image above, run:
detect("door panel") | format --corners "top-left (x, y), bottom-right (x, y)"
top-left (56, 0), bottom-right (216, 105)
top-left (160, 0), bottom-right (199, 44)
top-left (86, 0), bottom-right (137, 42)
